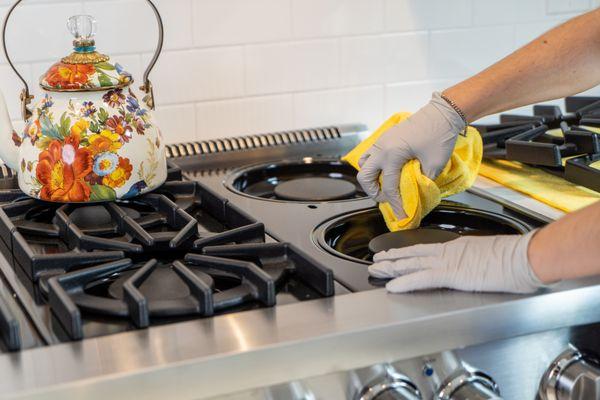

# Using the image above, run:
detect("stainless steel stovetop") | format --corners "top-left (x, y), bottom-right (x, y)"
top-left (0, 123), bottom-right (598, 399)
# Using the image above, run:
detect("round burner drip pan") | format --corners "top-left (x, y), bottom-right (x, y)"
top-left (314, 205), bottom-right (532, 265)
top-left (225, 158), bottom-right (368, 203)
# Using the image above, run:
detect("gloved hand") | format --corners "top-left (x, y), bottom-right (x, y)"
top-left (368, 231), bottom-right (550, 294)
top-left (357, 92), bottom-right (466, 218)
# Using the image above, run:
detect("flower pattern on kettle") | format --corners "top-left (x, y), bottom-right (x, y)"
top-left (14, 88), bottom-right (159, 202)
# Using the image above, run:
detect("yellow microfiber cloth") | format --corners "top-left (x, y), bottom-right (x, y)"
top-left (479, 159), bottom-right (600, 213)
top-left (343, 112), bottom-right (483, 231)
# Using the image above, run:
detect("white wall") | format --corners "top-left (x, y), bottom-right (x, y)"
top-left (0, 0), bottom-right (598, 145)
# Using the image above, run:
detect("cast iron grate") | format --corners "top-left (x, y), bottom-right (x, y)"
top-left (475, 96), bottom-right (600, 192)
top-left (48, 241), bottom-right (333, 340)
top-left (0, 178), bottom-right (264, 282)
top-left (0, 293), bottom-right (20, 351)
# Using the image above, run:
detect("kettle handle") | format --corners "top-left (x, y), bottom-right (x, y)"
top-left (2, 0), bottom-right (165, 119)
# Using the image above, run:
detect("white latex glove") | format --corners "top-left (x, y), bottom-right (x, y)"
top-left (357, 92), bottom-right (466, 218)
top-left (369, 231), bottom-right (549, 294)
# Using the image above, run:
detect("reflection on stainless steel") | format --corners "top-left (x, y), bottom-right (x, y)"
top-left (2, 279), bottom-right (600, 399)
top-left (350, 364), bottom-right (420, 400)
top-left (539, 346), bottom-right (600, 400)
top-left (436, 368), bottom-right (500, 400)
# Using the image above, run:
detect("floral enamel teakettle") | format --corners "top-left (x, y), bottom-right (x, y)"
top-left (0, 0), bottom-right (167, 202)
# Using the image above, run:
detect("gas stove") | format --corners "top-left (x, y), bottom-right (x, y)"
top-left (475, 96), bottom-right (600, 192)
top-left (0, 108), bottom-right (598, 399)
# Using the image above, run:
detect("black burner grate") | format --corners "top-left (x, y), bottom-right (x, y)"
top-left (0, 174), bottom-right (334, 341)
top-left (475, 96), bottom-right (600, 192)
top-left (48, 240), bottom-right (333, 340)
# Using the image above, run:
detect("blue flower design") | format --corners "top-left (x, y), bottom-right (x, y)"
top-left (127, 96), bottom-right (148, 117)
top-left (41, 94), bottom-right (53, 110)
top-left (115, 63), bottom-right (132, 78)
top-left (126, 96), bottom-right (139, 113)
top-left (81, 101), bottom-right (97, 117)
top-left (93, 152), bottom-right (119, 177)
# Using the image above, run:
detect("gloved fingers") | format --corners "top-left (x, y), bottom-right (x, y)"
top-left (358, 152), bottom-right (370, 168)
top-left (385, 269), bottom-right (446, 293)
top-left (420, 158), bottom-right (447, 181)
top-left (381, 170), bottom-right (406, 219)
top-left (418, 137), bottom-right (456, 180)
top-left (373, 243), bottom-right (443, 262)
top-left (368, 258), bottom-right (431, 279)
top-left (357, 152), bottom-right (384, 199)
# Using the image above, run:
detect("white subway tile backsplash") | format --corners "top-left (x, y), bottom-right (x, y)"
top-left (546, 0), bottom-right (590, 14)
top-left (4, 2), bottom-right (83, 63)
top-left (195, 95), bottom-right (294, 140)
top-left (84, 0), bottom-right (156, 55)
top-left (514, 20), bottom-right (562, 47)
top-left (0, 0), bottom-right (594, 145)
top-left (472, 0), bottom-right (548, 25)
top-left (340, 36), bottom-right (385, 86)
top-left (0, 63), bottom-right (32, 121)
top-left (429, 26), bottom-right (515, 79)
top-left (384, 0), bottom-right (471, 32)
top-left (245, 40), bottom-right (340, 95)
top-left (385, 79), bottom-right (457, 115)
top-left (192, 0), bottom-right (292, 47)
top-left (155, 104), bottom-right (197, 144)
top-left (293, 86), bottom-right (384, 130)
top-left (340, 32), bottom-right (429, 86)
top-left (153, 0), bottom-right (194, 50)
top-left (146, 48), bottom-right (245, 105)
top-left (292, 0), bottom-right (384, 38)
top-left (384, 32), bottom-right (429, 83)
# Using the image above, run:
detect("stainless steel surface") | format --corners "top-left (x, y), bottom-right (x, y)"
top-left (351, 365), bottom-right (420, 400)
top-left (2, 275), bottom-right (600, 399)
top-left (449, 382), bottom-right (501, 400)
top-left (436, 369), bottom-right (500, 400)
top-left (539, 346), bottom-right (600, 400)
top-left (0, 124), bottom-right (596, 399)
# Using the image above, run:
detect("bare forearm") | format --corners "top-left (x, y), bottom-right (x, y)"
top-left (529, 201), bottom-right (600, 283)
top-left (444, 8), bottom-right (600, 122)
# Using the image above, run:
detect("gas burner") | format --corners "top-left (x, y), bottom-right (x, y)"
top-left (315, 203), bottom-right (532, 265)
top-left (48, 242), bottom-right (333, 340)
top-left (368, 228), bottom-right (460, 254)
top-left (476, 96), bottom-right (600, 192)
top-left (226, 158), bottom-right (367, 203)
top-left (0, 181), bottom-right (264, 282)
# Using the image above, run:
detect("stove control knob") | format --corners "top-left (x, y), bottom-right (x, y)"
top-left (353, 365), bottom-right (421, 400)
top-left (539, 347), bottom-right (600, 400)
top-left (436, 369), bottom-right (501, 400)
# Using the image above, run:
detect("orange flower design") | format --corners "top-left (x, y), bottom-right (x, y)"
top-left (102, 157), bottom-right (132, 189)
top-left (88, 130), bottom-right (123, 155)
top-left (36, 140), bottom-right (93, 202)
top-left (45, 63), bottom-right (96, 90)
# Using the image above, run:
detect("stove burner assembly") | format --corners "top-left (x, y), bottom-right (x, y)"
top-left (476, 96), bottom-right (600, 192)
top-left (0, 169), bottom-right (334, 342)
top-left (315, 203), bottom-right (532, 264)
top-left (227, 158), bottom-right (367, 202)
top-left (368, 228), bottom-right (460, 254)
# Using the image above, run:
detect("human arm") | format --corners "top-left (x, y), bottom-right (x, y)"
top-left (445, 8), bottom-right (600, 122)
top-left (358, 8), bottom-right (600, 216)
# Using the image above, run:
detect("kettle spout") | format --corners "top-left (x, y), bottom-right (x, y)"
top-left (0, 91), bottom-right (19, 171)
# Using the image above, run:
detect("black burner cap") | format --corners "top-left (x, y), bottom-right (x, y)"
top-left (368, 228), bottom-right (460, 254)
top-left (273, 177), bottom-right (357, 201)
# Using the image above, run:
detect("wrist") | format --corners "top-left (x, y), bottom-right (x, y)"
top-left (442, 86), bottom-right (479, 123)
top-left (527, 227), bottom-right (561, 284)
top-left (430, 92), bottom-right (466, 133)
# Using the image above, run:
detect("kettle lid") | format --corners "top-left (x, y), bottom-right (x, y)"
top-left (40, 15), bottom-right (133, 92)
